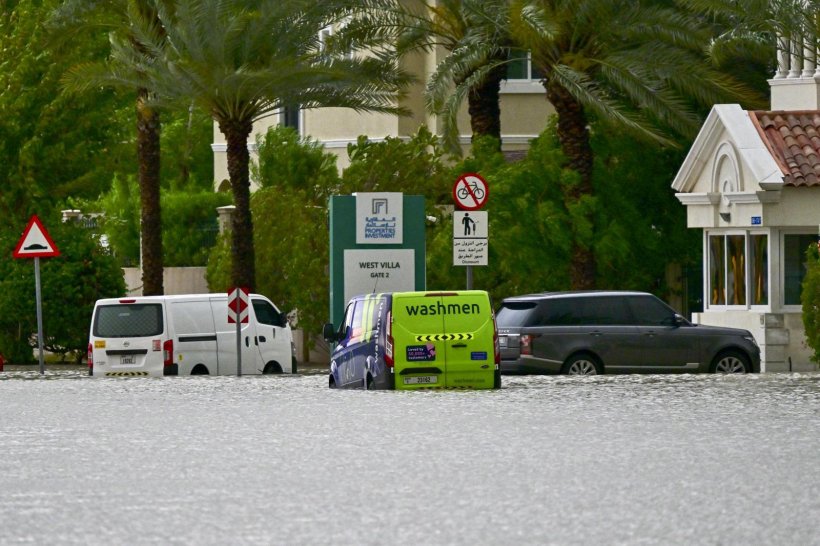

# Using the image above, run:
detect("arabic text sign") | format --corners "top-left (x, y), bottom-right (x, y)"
top-left (453, 211), bottom-right (488, 266)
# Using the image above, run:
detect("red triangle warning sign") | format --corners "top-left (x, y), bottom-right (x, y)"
top-left (13, 215), bottom-right (60, 259)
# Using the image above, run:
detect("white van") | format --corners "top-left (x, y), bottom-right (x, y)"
top-left (88, 294), bottom-right (295, 377)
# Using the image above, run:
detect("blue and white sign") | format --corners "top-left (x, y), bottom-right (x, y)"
top-left (356, 192), bottom-right (403, 244)
top-left (751, 216), bottom-right (762, 225)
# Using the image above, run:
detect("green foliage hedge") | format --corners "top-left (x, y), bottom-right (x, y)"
top-left (801, 241), bottom-right (820, 363)
top-left (0, 217), bottom-right (125, 364)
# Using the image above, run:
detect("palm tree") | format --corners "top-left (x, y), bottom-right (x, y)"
top-left (118, 0), bottom-right (409, 290)
top-left (453, 0), bottom-right (766, 289)
top-left (56, 0), bottom-right (167, 295)
top-left (345, 0), bottom-right (511, 152)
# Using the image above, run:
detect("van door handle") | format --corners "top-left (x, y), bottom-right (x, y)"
top-left (245, 336), bottom-right (249, 347)
top-left (452, 343), bottom-right (467, 348)
top-left (590, 331), bottom-right (603, 337)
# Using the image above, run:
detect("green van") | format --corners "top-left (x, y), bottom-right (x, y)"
top-left (322, 291), bottom-right (501, 390)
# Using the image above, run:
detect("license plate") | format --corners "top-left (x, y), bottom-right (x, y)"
top-left (120, 354), bottom-right (136, 365)
top-left (499, 336), bottom-right (508, 347)
top-left (403, 375), bottom-right (438, 385)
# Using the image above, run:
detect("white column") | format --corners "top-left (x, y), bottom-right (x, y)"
top-left (803, 37), bottom-right (816, 77)
top-left (789, 37), bottom-right (802, 78)
top-left (776, 36), bottom-right (789, 78)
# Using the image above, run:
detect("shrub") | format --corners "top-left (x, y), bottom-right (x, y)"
top-left (801, 240), bottom-right (820, 363)
top-left (0, 217), bottom-right (125, 364)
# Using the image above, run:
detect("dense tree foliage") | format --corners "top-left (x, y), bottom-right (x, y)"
top-left (116, 0), bottom-right (409, 292)
top-left (0, 217), bottom-right (125, 364)
top-left (0, 0), bottom-right (135, 227)
top-left (95, 176), bottom-right (230, 267)
top-left (802, 241), bottom-right (820, 365)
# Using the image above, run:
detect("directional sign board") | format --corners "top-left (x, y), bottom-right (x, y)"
top-left (13, 215), bottom-right (60, 259)
top-left (453, 173), bottom-right (489, 211)
top-left (453, 210), bottom-right (488, 266)
top-left (227, 287), bottom-right (249, 324)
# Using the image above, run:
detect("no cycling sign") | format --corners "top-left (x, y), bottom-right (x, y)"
top-left (452, 172), bottom-right (488, 211)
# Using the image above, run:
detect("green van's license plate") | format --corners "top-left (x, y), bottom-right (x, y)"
top-left (403, 376), bottom-right (438, 385)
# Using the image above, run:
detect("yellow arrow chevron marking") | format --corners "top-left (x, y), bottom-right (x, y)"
top-left (414, 333), bottom-right (474, 342)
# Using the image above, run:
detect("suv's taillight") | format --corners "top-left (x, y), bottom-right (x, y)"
top-left (87, 343), bottom-right (93, 376)
top-left (384, 311), bottom-right (394, 368)
top-left (163, 340), bottom-right (173, 367)
top-left (520, 334), bottom-right (532, 356)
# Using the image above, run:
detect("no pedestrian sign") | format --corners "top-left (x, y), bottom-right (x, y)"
top-left (13, 215), bottom-right (60, 259)
top-left (453, 173), bottom-right (489, 211)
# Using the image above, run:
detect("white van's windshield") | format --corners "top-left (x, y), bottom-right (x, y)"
top-left (94, 304), bottom-right (163, 337)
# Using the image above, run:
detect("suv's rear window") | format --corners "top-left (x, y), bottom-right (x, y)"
top-left (93, 304), bottom-right (163, 337)
top-left (496, 301), bottom-right (538, 327)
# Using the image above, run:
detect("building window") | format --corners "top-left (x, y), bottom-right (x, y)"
top-left (282, 105), bottom-right (300, 133)
top-left (708, 232), bottom-right (768, 308)
top-left (750, 234), bottom-right (768, 305)
top-left (784, 234), bottom-right (816, 305)
top-left (506, 50), bottom-right (544, 81)
top-left (709, 235), bottom-right (726, 305)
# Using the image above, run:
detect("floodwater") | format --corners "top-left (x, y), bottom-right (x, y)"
top-left (0, 370), bottom-right (818, 545)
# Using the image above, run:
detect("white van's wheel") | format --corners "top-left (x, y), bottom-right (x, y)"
top-left (263, 362), bottom-right (283, 374)
top-left (191, 364), bottom-right (209, 375)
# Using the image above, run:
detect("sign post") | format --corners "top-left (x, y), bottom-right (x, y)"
top-left (453, 173), bottom-right (489, 290)
top-left (13, 215), bottom-right (61, 375)
top-left (227, 287), bottom-right (249, 377)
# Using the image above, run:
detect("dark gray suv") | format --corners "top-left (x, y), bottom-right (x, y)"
top-left (497, 291), bottom-right (760, 375)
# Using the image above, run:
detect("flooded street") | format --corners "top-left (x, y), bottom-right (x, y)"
top-left (1, 371), bottom-right (819, 545)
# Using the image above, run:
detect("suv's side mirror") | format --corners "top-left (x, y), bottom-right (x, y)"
top-left (673, 314), bottom-right (690, 327)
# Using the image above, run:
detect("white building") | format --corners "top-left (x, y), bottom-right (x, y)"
top-left (671, 39), bottom-right (820, 372)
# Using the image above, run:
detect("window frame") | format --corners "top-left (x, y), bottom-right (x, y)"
top-left (704, 229), bottom-right (770, 312)
top-left (780, 229), bottom-right (817, 311)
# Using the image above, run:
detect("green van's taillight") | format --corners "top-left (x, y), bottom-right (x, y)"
top-left (385, 311), bottom-right (394, 367)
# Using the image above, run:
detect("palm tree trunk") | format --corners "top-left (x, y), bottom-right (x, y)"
top-left (136, 88), bottom-right (163, 296)
top-left (546, 83), bottom-right (596, 290)
top-left (219, 118), bottom-right (256, 291)
top-left (467, 61), bottom-right (505, 147)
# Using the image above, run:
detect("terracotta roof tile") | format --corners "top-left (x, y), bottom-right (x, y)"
top-left (749, 110), bottom-right (820, 186)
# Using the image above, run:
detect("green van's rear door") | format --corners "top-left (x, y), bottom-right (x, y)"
top-left (391, 291), bottom-right (495, 389)
top-left (391, 292), bottom-right (446, 389)
top-left (439, 291), bottom-right (495, 389)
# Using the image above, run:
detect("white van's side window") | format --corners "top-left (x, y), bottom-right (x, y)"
top-left (94, 304), bottom-right (163, 337)
top-left (252, 299), bottom-right (286, 327)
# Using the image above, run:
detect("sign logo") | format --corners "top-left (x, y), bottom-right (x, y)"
top-left (356, 192), bottom-right (403, 244)
top-left (13, 215), bottom-right (60, 259)
top-left (453, 173), bottom-right (489, 211)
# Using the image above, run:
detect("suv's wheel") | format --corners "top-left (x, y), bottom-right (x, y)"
top-left (710, 350), bottom-right (749, 374)
top-left (562, 354), bottom-right (601, 375)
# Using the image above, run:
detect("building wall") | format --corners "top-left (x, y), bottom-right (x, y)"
top-left (693, 309), bottom-right (816, 372)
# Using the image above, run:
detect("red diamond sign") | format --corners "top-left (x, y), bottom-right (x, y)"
top-left (227, 287), bottom-right (249, 324)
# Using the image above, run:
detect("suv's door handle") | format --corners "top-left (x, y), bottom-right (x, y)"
top-left (590, 331), bottom-right (603, 337)
top-left (452, 343), bottom-right (467, 348)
